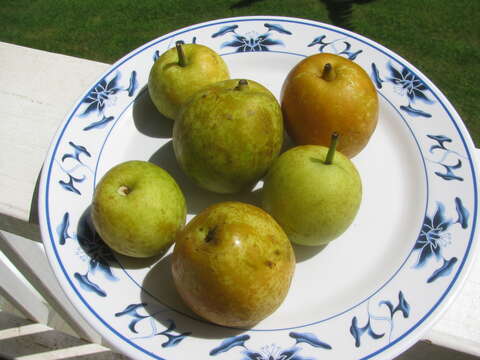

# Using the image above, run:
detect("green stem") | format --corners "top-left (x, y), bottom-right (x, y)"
top-left (321, 63), bottom-right (336, 81)
top-left (234, 79), bottom-right (249, 91)
top-left (325, 132), bottom-right (339, 165)
top-left (176, 40), bottom-right (186, 67)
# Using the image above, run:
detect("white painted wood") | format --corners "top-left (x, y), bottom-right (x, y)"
top-left (0, 250), bottom-right (49, 324)
top-left (0, 41), bottom-right (109, 238)
top-left (0, 311), bottom-right (127, 360)
top-left (0, 323), bottom-right (51, 340)
top-left (0, 230), bottom-right (101, 343)
top-left (16, 344), bottom-right (111, 360)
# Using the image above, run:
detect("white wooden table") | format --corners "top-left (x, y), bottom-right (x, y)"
top-left (0, 41), bottom-right (479, 359)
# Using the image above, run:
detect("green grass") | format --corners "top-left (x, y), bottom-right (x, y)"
top-left (1, 0), bottom-right (479, 145)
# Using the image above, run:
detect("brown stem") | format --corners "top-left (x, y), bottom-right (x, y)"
top-left (176, 40), bottom-right (187, 67)
top-left (321, 63), bottom-right (336, 81)
top-left (234, 79), bottom-right (249, 91)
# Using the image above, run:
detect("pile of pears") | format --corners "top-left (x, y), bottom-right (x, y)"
top-left (91, 41), bottom-right (378, 328)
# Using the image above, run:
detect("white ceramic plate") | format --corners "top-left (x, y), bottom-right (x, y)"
top-left (39, 16), bottom-right (479, 359)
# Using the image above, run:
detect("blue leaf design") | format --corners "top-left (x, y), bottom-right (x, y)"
top-left (212, 25), bottom-right (239, 37)
top-left (127, 71), bottom-right (138, 97)
top-left (264, 23), bottom-right (292, 35)
top-left (220, 37), bottom-right (246, 49)
top-left (338, 42), bottom-right (362, 60)
top-left (371, 63), bottom-right (384, 89)
top-left (157, 320), bottom-right (191, 348)
top-left (74, 272), bottom-right (106, 297)
top-left (434, 160), bottom-right (464, 181)
top-left (80, 99), bottom-right (101, 117)
top-left (350, 316), bottom-right (364, 347)
top-left (427, 257), bottom-right (458, 283)
top-left (83, 115), bottom-right (115, 131)
top-left (257, 37), bottom-right (284, 47)
top-left (114, 303), bottom-right (149, 333)
top-left (289, 332), bottom-right (332, 349)
top-left (455, 197), bottom-right (469, 229)
top-left (395, 291), bottom-right (410, 318)
top-left (62, 142), bottom-right (91, 162)
top-left (210, 334), bottom-right (250, 356)
top-left (428, 134), bottom-right (452, 152)
top-left (350, 316), bottom-right (384, 348)
top-left (105, 72), bottom-right (121, 93)
top-left (368, 327), bottom-right (385, 339)
top-left (57, 212), bottom-right (72, 245)
top-left (59, 174), bottom-right (85, 195)
top-left (400, 104), bottom-right (432, 118)
top-left (115, 303), bottom-right (147, 317)
top-left (308, 35), bottom-right (327, 47)
top-left (153, 50), bottom-right (160, 62)
top-left (160, 332), bottom-right (190, 348)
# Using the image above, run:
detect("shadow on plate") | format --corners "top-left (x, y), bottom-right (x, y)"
top-left (76, 206), bottom-right (162, 272)
top-left (293, 243), bottom-right (329, 262)
top-left (132, 85), bottom-right (173, 138)
top-left (149, 140), bottom-right (263, 215)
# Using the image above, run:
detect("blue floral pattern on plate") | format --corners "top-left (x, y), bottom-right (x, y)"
top-left (308, 34), bottom-right (362, 60)
top-left (212, 23), bottom-right (292, 52)
top-left (210, 332), bottom-right (331, 359)
top-left (371, 61), bottom-right (434, 117)
top-left (350, 292), bottom-right (410, 347)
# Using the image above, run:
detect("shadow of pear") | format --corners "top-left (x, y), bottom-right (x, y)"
top-left (132, 85), bottom-right (174, 138)
top-left (293, 243), bottom-right (329, 262)
top-left (148, 140), bottom-right (263, 215)
top-left (76, 205), bottom-right (164, 270)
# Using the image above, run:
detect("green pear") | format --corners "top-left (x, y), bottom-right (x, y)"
top-left (148, 41), bottom-right (229, 120)
top-left (173, 79), bottom-right (283, 194)
top-left (91, 160), bottom-right (186, 257)
top-left (171, 201), bottom-right (295, 328)
top-left (262, 134), bottom-right (362, 246)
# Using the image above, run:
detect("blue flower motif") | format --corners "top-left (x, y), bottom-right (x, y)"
top-left (242, 345), bottom-right (310, 360)
top-left (81, 73), bottom-right (121, 117)
top-left (413, 198), bottom-right (469, 282)
top-left (221, 32), bottom-right (284, 52)
top-left (387, 63), bottom-right (431, 104)
top-left (212, 23), bottom-right (291, 52)
top-left (414, 202), bottom-right (452, 267)
top-left (210, 332), bottom-right (329, 359)
top-left (371, 62), bottom-right (434, 118)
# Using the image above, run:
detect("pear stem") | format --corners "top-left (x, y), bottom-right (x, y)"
top-left (325, 132), bottom-right (339, 165)
top-left (176, 40), bottom-right (187, 67)
top-left (234, 79), bottom-right (249, 91)
top-left (321, 63), bottom-right (336, 81)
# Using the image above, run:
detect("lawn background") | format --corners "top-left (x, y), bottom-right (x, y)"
top-left (1, 0), bottom-right (478, 145)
